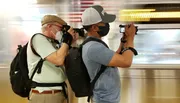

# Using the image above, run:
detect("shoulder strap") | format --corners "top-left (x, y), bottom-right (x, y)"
top-left (81, 37), bottom-right (109, 102)
top-left (29, 33), bottom-right (44, 78)
top-left (87, 65), bottom-right (107, 102)
top-left (81, 37), bottom-right (109, 48)
top-left (30, 33), bottom-right (42, 57)
top-left (30, 33), bottom-right (60, 56)
top-left (30, 58), bottom-right (44, 79)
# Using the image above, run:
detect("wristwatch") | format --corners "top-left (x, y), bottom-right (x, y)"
top-left (120, 47), bottom-right (138, 55)
top-left (121, 37), bottom-right (127, 43)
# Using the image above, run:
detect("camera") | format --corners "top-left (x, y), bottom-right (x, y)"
top-left (62, 25), bottom-right (85, 37)
top-left (119, 24), bottom-right (138, 34)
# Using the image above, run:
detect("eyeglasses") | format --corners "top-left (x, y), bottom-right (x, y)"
top-left (50, 24), bottom-right (63, 30)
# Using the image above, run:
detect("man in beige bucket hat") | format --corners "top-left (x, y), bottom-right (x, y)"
top-left (27, 15), bottom-right (78, 103)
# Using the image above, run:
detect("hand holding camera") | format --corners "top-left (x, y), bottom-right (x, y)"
top-left (61, 25), bottom-right (80, 47)
top-left (125, 23), bottom-right (136, 41)
top-left (119, 23), bottom-right (137, 43)
top-left (119, 24), bottom-right (138, 34)
top-left (119, 23), bottom-right (138, 55)
top-left (62, 25), bottom-right (85, 37)
top-left (67, 27), bottom-right (79, 44)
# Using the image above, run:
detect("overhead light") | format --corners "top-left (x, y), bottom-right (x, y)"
top-left (120, 9), bottom-right (156, 12)
top-left (119, 9), bottom-right (180, 22)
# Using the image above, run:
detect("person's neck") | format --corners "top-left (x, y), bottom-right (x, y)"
top-left (87, 32), bottom-right (101, 39)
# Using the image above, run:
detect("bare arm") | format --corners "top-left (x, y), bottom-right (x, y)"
top-left (116, 36), bottom-right (127, 53)
top-left (108, 23), bottom-right (136, 68)
top-left (45, 43), bottom-right (69, 66)
top-left (116, 42), bottom-right (124, 54)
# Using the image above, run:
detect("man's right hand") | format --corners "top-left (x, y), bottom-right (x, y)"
top-left (67, 27), bottom-right (79, 44)
top-left (125, 23), bottom-right (136, 40)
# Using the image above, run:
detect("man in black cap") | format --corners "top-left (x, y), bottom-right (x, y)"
top-left (81, 5), bottom-right (136, 103)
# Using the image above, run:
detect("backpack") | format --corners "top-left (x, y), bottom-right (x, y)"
top-left (64, 37), bottom-right (109, 102)
top-left (9, 34), bottom-right (43, 97)
top-left (10, 33), bottom-right (66, 98)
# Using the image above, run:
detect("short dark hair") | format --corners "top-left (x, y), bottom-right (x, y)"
top-left (83, 25), bottom-right (92, 32)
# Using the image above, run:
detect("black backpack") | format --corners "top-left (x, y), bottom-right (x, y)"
top-left (10, 33), bottom-right (66, 98)
top-left (65, 37), bottom-right (108, 102)
top-left (10, 34), bottom-right (43, 97)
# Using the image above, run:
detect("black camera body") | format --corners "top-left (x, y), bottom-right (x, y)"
top-left (119, 24), bottom-right (138, 34)
top-left (62, 25), bottom-right (85, 37)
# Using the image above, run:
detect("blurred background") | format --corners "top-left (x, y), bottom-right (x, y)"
top-left (1, 0), bottom-right (180, 103)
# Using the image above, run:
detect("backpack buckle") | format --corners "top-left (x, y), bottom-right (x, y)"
top-left (31, 81), bottom-right (37, 88)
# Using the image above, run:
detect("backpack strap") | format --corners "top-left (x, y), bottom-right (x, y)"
top-left (81, 37), bottom-right (109, 48)
top-left (30, 33), bottom-right (60, 74)
top-left (29, 33), bottom-right (44, 74)
top-left (88, 65), bottom-right (107, 102)
top-left (29, 58), bottom-right (44, 80)
top-left (29, 58), bottom-right (68, 99)
top-left (30, 81), bottom-right (68, 98)
top-left (30, 33), bottom-right (42, 57)
top-left (30, 33), bottom-right (60, 56)
top-left (80, 37), bottom-right (109, 102)
top-left (31, 33), bottom-right (60, 54)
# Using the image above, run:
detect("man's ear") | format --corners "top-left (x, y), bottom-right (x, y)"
top-left (47, 24), bottom-right (52, 29)
top-left (91, 24), bottom-right (99, 32)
